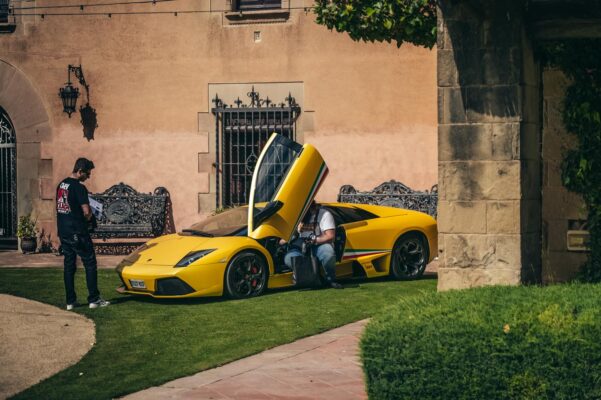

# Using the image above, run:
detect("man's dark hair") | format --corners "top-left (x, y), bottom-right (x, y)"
top-left (72, 158), bottom-right (95, 173)
top-left (302, 201), bottom-right (319, 224)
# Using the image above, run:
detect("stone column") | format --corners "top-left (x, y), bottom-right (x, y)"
top-left (437, 0), bottom-right (542, 290)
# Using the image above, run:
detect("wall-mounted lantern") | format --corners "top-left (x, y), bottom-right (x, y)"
top-left (59, 82), bottom-right (79, 117)
top-left (58, 64), bottom-right (98, 141)
top-left (59, 64), bottom-right (89, 117)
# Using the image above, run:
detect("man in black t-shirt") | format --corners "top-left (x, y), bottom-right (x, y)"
top-left (57, 158), bottom-right (109, 310)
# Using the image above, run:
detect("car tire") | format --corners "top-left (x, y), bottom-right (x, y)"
top-left (390, 232), bottom-right (429, 280)
top-left (224, 251), bottom-right (268, 299)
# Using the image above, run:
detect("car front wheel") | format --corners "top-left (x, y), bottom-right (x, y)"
top-left (224, 251), bottom-right (268, 299)
top-left (390, 233), bottom-right (428, 280)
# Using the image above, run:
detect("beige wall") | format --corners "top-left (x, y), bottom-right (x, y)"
top-left (541, 68), bottom-right (588, 282)
top-left (0, 0), bottom-right (436, 243)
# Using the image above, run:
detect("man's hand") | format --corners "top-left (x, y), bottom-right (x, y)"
top-left (279, 238), bottom-right (287, 246)
top-left (88, 214), bottom-right (98, 232)
top-left (81, 204), bottom-right (93, 221)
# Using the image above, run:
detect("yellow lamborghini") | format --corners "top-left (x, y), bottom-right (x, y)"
top-left (116, 134), bottom-right (437, 299)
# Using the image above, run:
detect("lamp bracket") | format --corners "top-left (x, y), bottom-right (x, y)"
top-left (68, 64), bottom-right (90, 104)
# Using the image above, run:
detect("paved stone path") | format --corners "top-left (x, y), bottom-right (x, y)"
top-left (0, 250), bottom-right (121, 269)
top-left (0, 295), bottom-right (95, 399)
top-left (122, 320), bottom-right (369, 400)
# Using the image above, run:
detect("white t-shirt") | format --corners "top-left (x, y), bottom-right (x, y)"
top-left (299, 208), bottom-right (336, 238)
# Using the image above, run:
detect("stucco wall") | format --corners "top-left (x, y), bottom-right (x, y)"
top-left (0, 0), bottom-right (436, 243)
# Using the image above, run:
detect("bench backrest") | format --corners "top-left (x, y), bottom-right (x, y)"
top-left (338, 180), bottom-right (438, 218)
top-left (89, 183), bottom-right (170, 239)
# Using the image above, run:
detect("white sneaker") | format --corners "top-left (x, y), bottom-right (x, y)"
top-left (66, 303), bottom-right (78, 311)
top-left (89, 299), bottom-right (110, 309)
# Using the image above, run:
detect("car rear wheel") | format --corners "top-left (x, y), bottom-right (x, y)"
top-left (390, 233), bottom-right (428, 280)
top-left (224, 251), bottom-right (268, 299)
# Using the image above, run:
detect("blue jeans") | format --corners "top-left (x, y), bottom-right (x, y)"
top-left (284, 243), bottom-right (337, 282)
top-left (61, 233), bottom-right (100, 304)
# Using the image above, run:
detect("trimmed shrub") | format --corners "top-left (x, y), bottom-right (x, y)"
top-left (361, 284), bottom-right (601, 399)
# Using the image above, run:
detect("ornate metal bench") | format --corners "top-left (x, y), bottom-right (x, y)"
top-left (338, 180), bottom-right (438, 218)
top-left (89, 183), bottom-right (172, 255)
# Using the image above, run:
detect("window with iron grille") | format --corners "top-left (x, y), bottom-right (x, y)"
top-left (0, 107), bottom-right (16, 239)
top-left (0, 0), bottom-right (10, 24)
top-left (211, 88), bottom-right (300, 208)
top-left (236, 0), bottom-right (281, 11)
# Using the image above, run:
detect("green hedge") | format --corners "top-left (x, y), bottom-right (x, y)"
top-left (361, 284), bottom-right (601, 399)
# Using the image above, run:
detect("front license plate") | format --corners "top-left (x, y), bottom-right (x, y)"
top-left (129, 279), bottom-right (146, 289)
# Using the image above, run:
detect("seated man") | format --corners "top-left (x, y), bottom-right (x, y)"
top-left (282, 201), bottom-right (343, 289)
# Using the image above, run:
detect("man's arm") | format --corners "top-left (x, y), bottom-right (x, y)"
top-left (75, 182), bottom-right (92, 221)
top-left (314, 229), bottom-right (335, 245)
top-left (315, 209), bottom-right (336, 244)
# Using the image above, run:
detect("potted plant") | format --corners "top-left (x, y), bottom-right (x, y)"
top-left (17, 214), bottom-right (38, 253)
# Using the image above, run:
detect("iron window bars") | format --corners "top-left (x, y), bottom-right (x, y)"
top-left (236, 0), bottom-right (281, 11)
top-left (211, 87), bottom-right (300, 208)
top-left (0, 0), bottom-right (9, 23)
top-left (0, 107), bottom-right (16, 238)
top-left (0, 0), bottom-right (16, 32)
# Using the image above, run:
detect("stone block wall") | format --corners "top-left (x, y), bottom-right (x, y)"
top-left (0, 61), bottom-right (54, 244)
top-left (437, 0), bottom-right (542, 290)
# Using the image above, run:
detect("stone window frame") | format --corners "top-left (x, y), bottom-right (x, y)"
top-left (199, 82), bottom-right (310, 214)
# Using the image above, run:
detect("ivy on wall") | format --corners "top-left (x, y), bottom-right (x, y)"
top-left (313, 0), bottom-right (437, 49)
top-left (543, 40), bottom-right (601, 282)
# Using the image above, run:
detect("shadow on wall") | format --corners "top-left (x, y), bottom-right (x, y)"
top-left (163, 191), bottom-right (176, 234)
top-left (440, 0), bottom-right (523, 124)
top-left (439, 0), bottom-right (527, 204)
top-left (80, 104), bottom-right (98, 141)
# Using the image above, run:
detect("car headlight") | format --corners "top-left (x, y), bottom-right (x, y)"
top-left (175, 249), bottom-right (216, 267)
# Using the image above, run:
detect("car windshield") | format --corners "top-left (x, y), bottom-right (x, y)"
top-left (184, 206), bottom-right (259, 237)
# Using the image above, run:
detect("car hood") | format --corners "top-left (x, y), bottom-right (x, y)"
top-left (125, 234), bottom-right (215, 267)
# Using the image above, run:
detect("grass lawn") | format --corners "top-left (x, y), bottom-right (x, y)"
top-left (0, 268), bottom-right (436, 400)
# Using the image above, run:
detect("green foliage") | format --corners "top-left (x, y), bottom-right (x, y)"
top-left (313, 0), bottom-right (437, 49)
top-left (543, 40), bottom-right (601, 282)
top-left (362, 284), bottom-right (601, 400)
top-left (16, 214), bottom-right (38, 238)
top-left (0, 268), bottom-right (435, 399)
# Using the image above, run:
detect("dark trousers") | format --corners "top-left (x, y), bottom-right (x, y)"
top-left (60, 233), bottom-right (99, 304)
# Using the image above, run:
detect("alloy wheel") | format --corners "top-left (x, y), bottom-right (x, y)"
top-left (390, 233), bottom-right (428, 280)
top-left (225, 252), bottom-right (267, 299)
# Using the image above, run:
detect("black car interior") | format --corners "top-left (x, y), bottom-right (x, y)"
top-left (262, 205), bottom-right (378, 274)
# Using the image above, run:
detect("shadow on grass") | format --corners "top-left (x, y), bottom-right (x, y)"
top-left (112, 273), bottom-right (437, 306)
top-left (111, 294), bottom-right (228, 306)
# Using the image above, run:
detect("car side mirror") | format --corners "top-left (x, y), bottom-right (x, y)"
top-left (253, 200), bottom-right (284, 228)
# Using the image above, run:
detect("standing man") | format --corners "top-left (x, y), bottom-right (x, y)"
top-left (283, 201), bottom-right (343, 289)
top-left (56, 158), bottom-right (109, 310)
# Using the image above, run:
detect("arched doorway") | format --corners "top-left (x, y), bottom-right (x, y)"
top-left (0, 106), bottom-right (16, 249)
